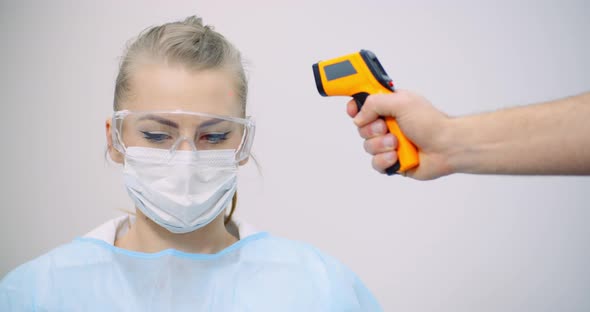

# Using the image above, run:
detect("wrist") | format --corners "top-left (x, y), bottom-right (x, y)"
top-left (441, 116), bottom-right (473, 175)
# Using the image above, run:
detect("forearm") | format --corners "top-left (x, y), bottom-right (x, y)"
top-left (445, 92), bottom-right (590, 175)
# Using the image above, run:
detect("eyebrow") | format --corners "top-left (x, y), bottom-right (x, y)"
top-left (137, 115), bottom-right (228, 129)
top-left (138, 115), bottom-right (179, 128)
top-left (199, 118), bottom-right (226, 128)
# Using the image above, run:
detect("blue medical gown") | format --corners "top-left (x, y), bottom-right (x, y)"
top-left (1, 232), bottom-right (382, 311)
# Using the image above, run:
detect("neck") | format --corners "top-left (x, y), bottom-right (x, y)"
top-left (115, 209), bottom-right (238, 254)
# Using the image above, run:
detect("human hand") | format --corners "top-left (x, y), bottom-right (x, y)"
top-left (347, 90), bottom-right (454, 180)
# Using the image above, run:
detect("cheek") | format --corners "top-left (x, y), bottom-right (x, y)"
top-left (228, 135), bottom-right (243, 147)
top-left (230, 127), bottom-right (247, 144)
top-left (123, 134), bottom-right (137, 146)
top-left (108, 147), bottom-right (124, 164)
top-left (121, 128), bottom-right (134, 144)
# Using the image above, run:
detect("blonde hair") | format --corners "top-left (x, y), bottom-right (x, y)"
top-left (113, 15), bottom-right (247, 114)
top-left (113, 15), bottom-right (247, 224)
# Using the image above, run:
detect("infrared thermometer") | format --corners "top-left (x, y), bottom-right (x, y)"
top-left (312, 50), bottom-right (419, 175)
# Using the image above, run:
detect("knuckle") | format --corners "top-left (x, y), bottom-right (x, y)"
top-left (372, 154), bottom-right (386, 172)
top-left (361, 125), bottom-right (372, 138)
top-left (357, 126), bottom-right (366, 138)
top-left (371, 156), bottom-right (380, 171)
top-left (363, 140), bottom-right (370, 153)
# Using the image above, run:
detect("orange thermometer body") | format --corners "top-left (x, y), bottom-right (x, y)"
top-left (312, 50), bottom-right (419, 175)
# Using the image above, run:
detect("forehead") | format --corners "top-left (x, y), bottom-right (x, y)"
top-left (123, 63), bottom-right (241, 116)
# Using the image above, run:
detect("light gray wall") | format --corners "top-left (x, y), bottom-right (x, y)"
top-left (1, 0), bottom-right (589, 311)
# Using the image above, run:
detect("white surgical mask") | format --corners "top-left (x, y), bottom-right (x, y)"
top-left (122, 147), bottom-right (238, 234)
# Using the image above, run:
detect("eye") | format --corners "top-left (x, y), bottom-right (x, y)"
top-left (201, 132), bottom-right (230, 144)
top-left (141, 131), bottom-right (172, 143)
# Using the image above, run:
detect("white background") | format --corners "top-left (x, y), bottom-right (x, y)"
top-left (1, 0), bottom-right (589, 311)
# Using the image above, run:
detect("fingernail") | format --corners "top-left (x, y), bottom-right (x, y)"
top-left (384, 151), bottom-right (396, 162)
top-left (383, 135), bottom-right (394, 149)
top-left (371, 122), bottom-right (383, 134)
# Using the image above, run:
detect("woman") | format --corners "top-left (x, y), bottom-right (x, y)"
top-left (0, 16), bottom-right (381, 311)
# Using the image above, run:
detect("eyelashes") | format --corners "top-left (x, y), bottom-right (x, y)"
top-left (141, 131), bottom-right (172, 143)
top-left (201, 132), bottom-right (230, 144)
top-left (140, 131), bottom-right (231, 145)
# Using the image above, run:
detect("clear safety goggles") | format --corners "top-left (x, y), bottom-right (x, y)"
top-left (112, 110), bottom-right (255, 163)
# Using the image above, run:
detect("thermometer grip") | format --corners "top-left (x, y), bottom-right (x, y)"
top-left (353, 93), bottom-right (419, 175)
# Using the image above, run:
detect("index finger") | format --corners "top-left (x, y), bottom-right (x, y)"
top-left (352, 93), bottom-right (406, 127)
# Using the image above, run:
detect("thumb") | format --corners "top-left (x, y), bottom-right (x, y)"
top-left (353, 93), bottom-right (407, 127)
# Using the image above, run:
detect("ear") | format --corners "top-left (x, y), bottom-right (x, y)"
top-left (106, 118), bottom-right (124, 164)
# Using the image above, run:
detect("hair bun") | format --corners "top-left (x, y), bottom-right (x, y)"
top-left (182, 16), bottom-right (205, 28)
